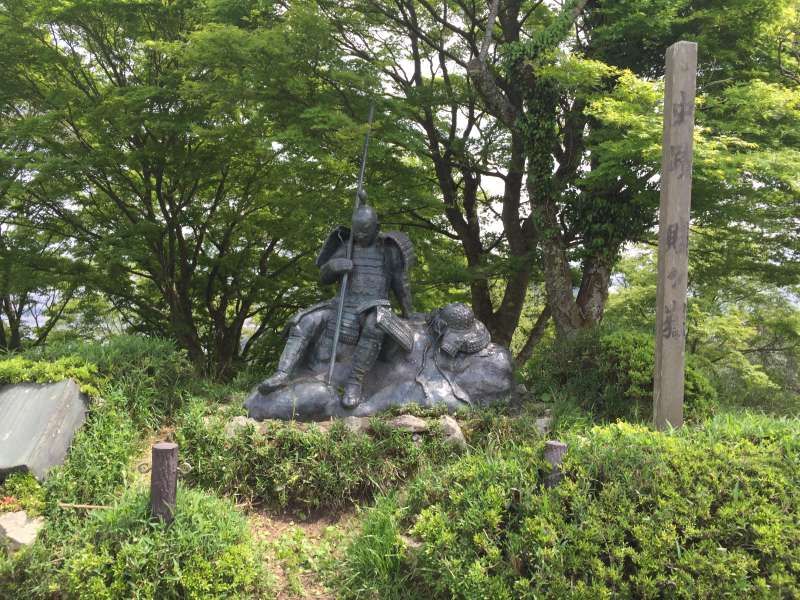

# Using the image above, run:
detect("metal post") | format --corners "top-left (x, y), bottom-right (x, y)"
top-left (150, 442), bottom-right (178, 524)
top-left (654, 41), bottom-right (698, 431)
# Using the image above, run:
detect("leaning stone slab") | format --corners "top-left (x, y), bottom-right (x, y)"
top-left (0, 380), bottom-right (88, 481)
top-left (0, 510), bottom-right (44, 553)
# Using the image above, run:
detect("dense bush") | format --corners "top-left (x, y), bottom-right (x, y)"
top-left (175, 401), bottom-right (463, 513)
top-left (25, 335), bottom-right (195, 425)
top-left (0, 355), bottom-right (103, 396)
top-left (339, 414), bottom-right (800, 599)
top-left (1, 487), bottom-right (266, 599)
top-left (523, 328), bottom-right (718, 422)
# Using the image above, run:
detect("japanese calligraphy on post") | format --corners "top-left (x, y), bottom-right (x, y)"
top-left (654, 41), bottom-right (697, 431)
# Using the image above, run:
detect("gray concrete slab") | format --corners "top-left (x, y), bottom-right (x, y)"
top-left (0, 380), bottom-right (88, 481)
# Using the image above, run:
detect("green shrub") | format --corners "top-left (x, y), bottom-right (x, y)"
top-left (175, 401), bottom-right (462, 513)
top-left (0, 355), bottom-right (103, 396)
top-left (524, 327), bottom-right (718, 422)
top-left (0, 472), bottom-right (45, 515)
top-left (27, 335), bottom-right (195, 425)
top-left (339, 414), bottom-right (800, 599)
top-left (2, 487), bottom-right (266, 599)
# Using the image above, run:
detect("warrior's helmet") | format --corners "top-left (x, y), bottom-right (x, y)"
top-left (352, 203), bottom-right (379, 246)
top-left (428, 302), bottom-right (491, 356)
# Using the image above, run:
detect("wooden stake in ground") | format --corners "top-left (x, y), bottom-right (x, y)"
top-left (654, 41), bottom-right (698, 430)
top-left (150, 442), bottom-right (178, 524)
top-left (544, 440), bottom-right (568, 488)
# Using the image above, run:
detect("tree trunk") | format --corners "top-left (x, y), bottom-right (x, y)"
top-left (2, 297), bottom-right (22, 351)
top-left (575, 253), bottom-right (612, 325)
top-left (515, 304), bottom-right (552, 365)
top-left (168, 307), bottom-right (205, 371)
top-left (540, 236), bottom-right (585, 337)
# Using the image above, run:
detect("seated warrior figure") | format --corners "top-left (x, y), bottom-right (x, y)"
top-left (258, 201), bottom-right (414, 407)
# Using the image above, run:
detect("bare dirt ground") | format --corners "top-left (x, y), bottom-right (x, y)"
top-left (131, 427), bottom-right (175, 487)
top-left (248, 509), bottom-right (358, 599)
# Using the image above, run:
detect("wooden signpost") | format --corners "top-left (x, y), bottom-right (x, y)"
top-left (150, 442), bottom-right (178, 524)
top-left (654, 41), bottom-right (698, 431)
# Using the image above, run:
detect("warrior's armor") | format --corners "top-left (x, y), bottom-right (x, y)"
top-left (258, 205), bottom-right (414, 407)
top-left (319, 227), bottom-right (413, 344)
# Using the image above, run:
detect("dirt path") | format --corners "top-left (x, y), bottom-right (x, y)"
top-left (249, 510), bottom-right (358, 599)
top-left (130, 427), bottom-right (175, 488)
top-left (130, 428), bottom-right (356, 598)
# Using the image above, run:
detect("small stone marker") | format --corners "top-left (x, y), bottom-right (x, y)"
top-left (535, 410), bottom-right (554, 436)
top-left (224, 415), bottom-right (256, 438)
top-left (388, 414), bottom-right (429, 433)
top-left (439, 415), bottom-right (467, 449)
top-left (0, 510), bottom-right (44, 553)
top-left (150, 442), bottom-right (178, 524)
top-left (544, 440), bottom-right (567, 488)
top-left (341, 416), bottom-right (370, 434)
top-left (654, 41), bottom-right (698, 431)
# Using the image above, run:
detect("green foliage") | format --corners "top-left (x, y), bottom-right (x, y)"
top-left (0, 472), bottom-right (45, 516)
top-left (339, 415), bottom-right (800, 599)
top-left (63, 488), bottom-right (264, 600)
top-left (175, 400), bottom-right (461, 513)
top-left (3, 487), bottom-right (265, 599)
top-left (0, 335), bottom-right (194, 425)
top-left (605, 249), bottom-right (800, 415)
top-left (27, 335), bottom-right (195, 425)
top-left (524, 326), bottom-right (717, 423)
top-left (269, 525), bottom-right (339, 597)
top-left (43, 389), bottom-right (141, 509)
top-left (0, 355), bottom-right (103, 396)
top-left (337, 494), bottom-right (413, 598)
top-left (0, 223), bottom-right (78, 351)
top-left (586, 0), bottom-right (792, 81)
top-left (0, 0), bottom-right (385, 376)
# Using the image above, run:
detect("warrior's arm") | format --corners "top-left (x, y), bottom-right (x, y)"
top-left (389, 245), bottom-right (413, 318)
top-left (319, 247), bottom-right (352, 285)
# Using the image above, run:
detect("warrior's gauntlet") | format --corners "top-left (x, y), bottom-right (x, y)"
top-left (319, 258), bottom-right (353, 285)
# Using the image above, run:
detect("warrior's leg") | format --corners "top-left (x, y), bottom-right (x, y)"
top-left (258, 311), bottom-right (325, 394)
top-left (342, 311), bottom-right (385, 408)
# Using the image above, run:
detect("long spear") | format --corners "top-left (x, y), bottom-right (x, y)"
top-left (327, 103), bottom-right (375, 385)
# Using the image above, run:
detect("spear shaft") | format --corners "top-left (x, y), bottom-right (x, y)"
top-left (327, 103), bottom-right (375, 385)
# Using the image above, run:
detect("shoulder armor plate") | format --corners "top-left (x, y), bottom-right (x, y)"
top-left (316, 226), bottom-right (350, 267)
top-left (381, 231), bottom-right (415, 271)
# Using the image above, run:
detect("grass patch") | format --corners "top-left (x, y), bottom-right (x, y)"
top-left (42, 389), bottom-right (143, 510)
top-left (175, 400), bottom-right (465, 514)
top-left (24, 335), bottom-right (195, 427)
top-left (1, 486), bottom-right (267, 599)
